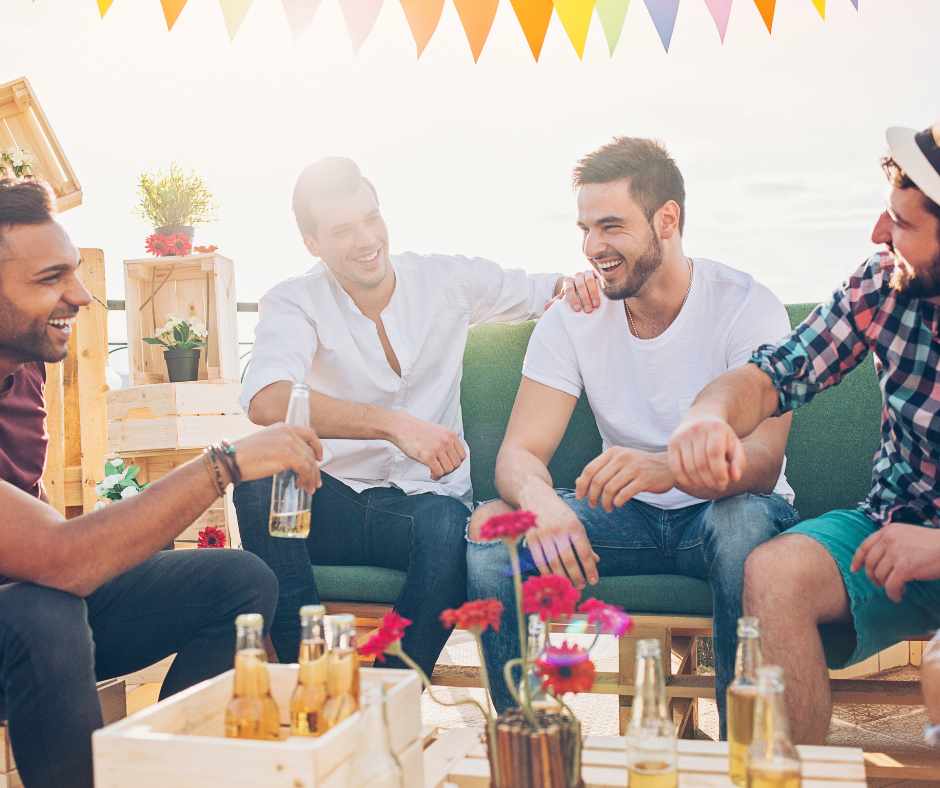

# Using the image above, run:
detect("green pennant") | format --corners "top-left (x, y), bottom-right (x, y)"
top-left (595, 0), bottom-right (630, 55)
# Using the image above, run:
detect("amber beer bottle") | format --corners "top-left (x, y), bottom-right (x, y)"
top-left (269, 382), bottom-right (312, 538)
top-left (321, 614), bottom-right (360, 730)
top-left (728, 617), bottom-right (763, 785)
top-left (626, 639), bottom-right (678, 788)
top-left (224, 613), bottom-right (281, 740)
top-left (745, 666), bottom-right (802, 788)
top-left (290, 605), bottom-right (329, 736)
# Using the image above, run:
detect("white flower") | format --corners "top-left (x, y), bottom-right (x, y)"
top-left (94, 500), bottom-right (108, 510)
top-left (112, 457), bottom-right (123, 468)
top-left (94, 483), bottom-right (104, 496)
top-left (120, 486), bottom-right (139, 499)
top-left (7, 149), bottom-right (32, 167)
top-left (188, 317), bottom-right (208, 338)
top-left (100, 473), bottom-right (124, 491)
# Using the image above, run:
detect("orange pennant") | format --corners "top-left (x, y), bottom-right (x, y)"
top-left (752, 0), bottom-right (775, 32)
top-left (399, 0), bottom-right (445, 57)
top-left (509, 0), bottom-right (554, 62)
top-left (160, 0), bottom-right (189, 30)
top-left (453, 0), bottom-right (499, 62)
top-left (97, 0), bottom-right (114, 16)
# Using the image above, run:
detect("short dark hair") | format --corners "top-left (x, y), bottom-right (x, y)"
top-left (292, 157), bottom-right (378, 238)
top-left (882, 155), bottom-right (940, 234)
top-left (573, 137), bottom-right (686, 234)
top-left (0, 175), bottom-right (57, 256)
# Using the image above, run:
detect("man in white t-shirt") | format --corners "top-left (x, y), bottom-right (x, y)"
top-left (467, 138), bottom-right (798, 736)
top-left (235, 157), bottom-right (598, 678)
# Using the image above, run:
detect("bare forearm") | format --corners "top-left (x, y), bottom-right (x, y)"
top-left (495, 445), bottom-right (556, 510)
top-left (686, 364), bottom-right (780, 439)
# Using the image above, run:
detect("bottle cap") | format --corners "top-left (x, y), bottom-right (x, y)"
top-left (291, 382), bottom-right (310, 395)
top-left (235, 613), bottom-right (264, 627)
top-left (737, 616), bottom-right (761, 636)
top-left (300, 605), bottom-right (326, 617)
top-left (636, 638), bottom-right (661, 658)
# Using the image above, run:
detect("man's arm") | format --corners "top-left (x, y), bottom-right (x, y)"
top-left (495, 377), bottom-right (600, 589)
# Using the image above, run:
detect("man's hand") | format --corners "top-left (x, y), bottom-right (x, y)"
top-left (548, 271), bottom-right (602, 314)
top-left (850, 522), bottom-right (940, 603)
top-left (668, 414), bottom-right (746, 494)
top-left (234, 423), bottom-right (324, 492)
top-left (390, 412), bottom-right (467, 480)
top-left (575, 448), bottom-right (675, 513)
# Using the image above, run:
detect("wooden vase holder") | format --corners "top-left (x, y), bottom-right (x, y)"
top-left (485, 709), bottom-right (584, 788)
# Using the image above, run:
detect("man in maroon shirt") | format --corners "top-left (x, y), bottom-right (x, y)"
top-left (0, 175), bottom-right (325, 788)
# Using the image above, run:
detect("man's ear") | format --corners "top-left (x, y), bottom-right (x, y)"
top-left (302, 234), bottom-right (321, 258)
top-left (658, 200), bottom-right (681, 241)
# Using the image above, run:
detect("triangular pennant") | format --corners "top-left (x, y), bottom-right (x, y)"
top-left (453, 0), bottom-right (499, 62)
top-left (509, 0), bottom-right (554, 61)
top-left (97, 0), bottom-right (114, 17)
top-left (849, 0), bottom-right (857, 7)
top-left (399, 0), bottom-right (445, 57)
top-left (338, 0), bottom-right (384, 54)
top-left (160, 0), bottom-right (188, 30)
top-left (595, 0), bottom-right (630, 55)
top-left (281, 0), bottom-right (323, 42)
top-left (752, 0), bottom-right (774, 32)
top-left (810, 0), bottom-right (824, 18)
top-left (703, 0), bottom-right (732, 42)
top-left (552, 0), bottom-right (595, 59)
top-left (643, 0), bottom-right (679, 51)
top-left (219, 0), bottom-right (254, 40)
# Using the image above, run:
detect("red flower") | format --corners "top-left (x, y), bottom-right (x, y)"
top-left (536, 644), bottom-right (596, 695)
top-left (521, 575), bottom-right (580, 621)
top-left (440, 599), bottom-right (504, 633)
top-left (359, 610), bottom-right (412, 663)
top-left (578, 598), bottom-right (633, 637)
top-left (193, 245), bottom-right (218, 253)
top-left (167, 233), bottom-right (193, 257)
top-left (197, 525), bottom-right (226, 548)
top-left (145, 234), bottom-right (172, 257)
top-left (478, 510), bottom-right (537, 543)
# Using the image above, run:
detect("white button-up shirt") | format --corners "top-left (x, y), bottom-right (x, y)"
top-left (239, 252), bottom-right (560, 507)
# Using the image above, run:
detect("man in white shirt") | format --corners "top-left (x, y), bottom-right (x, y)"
top-left (236, 157), bottom-right (597, 676)
top-left (467, 138), bottom-right (799, 736)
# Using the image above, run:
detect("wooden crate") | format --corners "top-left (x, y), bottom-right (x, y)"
top-left (0, 77), bottom-right (81, 212)
top-left (93, 666), bottom-right (424, 788)
top-left (123, 253), bottom-right (239, 385)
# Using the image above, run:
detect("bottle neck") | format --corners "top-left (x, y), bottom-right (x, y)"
top-left (236, 624), bottom-right (265, 653)
top-left (301, 615), bottom-right (326, 646)
top-left (332, 624), bottom-right (356, 656)
top-left (633, 653), bottom-right (669, 721)
top-left (734, 633), bottom-right (762, 682)
top-left (286, 386), bottom-right (310, 428)
top-left (754, 686), bottom-right (791, 743)
top-left (526, 615), bottom-right (546, 664)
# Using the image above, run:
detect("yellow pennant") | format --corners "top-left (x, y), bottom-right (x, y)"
top-left (160, 0), bottom-right (189, 30)
top-left (509, 0), bottom-right (554, 62)
top-left (453, 0), bottom-right (499, 62)
top-left (553, 0), bottom-right (595, 59)
top-left (752, 0), bottom-right (775, 32)
top-left (219, 0), bottom-right (254, 40)
top-left (97, 0), bottom-right (114, 17)
top-left (811, 0), bottom-right (825, 19)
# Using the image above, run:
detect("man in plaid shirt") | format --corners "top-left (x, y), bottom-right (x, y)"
top-left (668, 122), bottom-right (940, 744)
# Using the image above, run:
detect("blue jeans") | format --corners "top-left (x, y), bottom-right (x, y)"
top-left (234, 473), bottom-right (470, 678)
top-left (467, 491), bottom-right (799, 737)
top-left (0, 549), bottom-right (278, 788)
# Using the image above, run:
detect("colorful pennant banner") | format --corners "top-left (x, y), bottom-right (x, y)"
top-left (338, 0), bottom-right (384, 54)
top-left (595, 0), bottom-right (630, 55)
top-left (97, 0), bottom-right (113, 17)
top-left (644, 0), bottom-right (680, 51)
top-left (509, 0), bottom-right (554, 61)
top-left (553, 0), bottom-right (595, 60)
top-left (753, 0), bottom-right (776, 32)
top-left (453, 0), bottom-right (500, 62)
top-left (703, 0), bottom-right (732, 42)
top-left (281, 0), bottom-right (322, 42)
top-left (400, 0), bottom-right (446, 57)
top-left (219, 0), bottom-right (254, 40)
top-left (811, 0), bottom-right (825, 18)
top-left (160, 0), bottom-right (188, 30)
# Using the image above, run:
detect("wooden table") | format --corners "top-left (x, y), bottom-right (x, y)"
top-left (423, 728), bottom-right (867, 788)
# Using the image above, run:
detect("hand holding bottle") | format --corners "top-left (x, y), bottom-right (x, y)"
top-left (228, 422), bottom-right (323, 493)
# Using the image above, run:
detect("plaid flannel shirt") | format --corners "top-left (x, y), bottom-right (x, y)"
top-left (751, 251), bottom-right (940, 528)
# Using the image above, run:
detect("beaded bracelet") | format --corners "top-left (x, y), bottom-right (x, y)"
top-left (219, 439), bottom-right (242, 486)
top-left (203, 446), bottom-right (227, 497)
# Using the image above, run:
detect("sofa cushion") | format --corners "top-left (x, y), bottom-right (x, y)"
top-left (314, 565), bottom-right (405, 605)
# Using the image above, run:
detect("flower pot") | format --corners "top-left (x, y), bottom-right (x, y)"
top-left (155, 224), bottom-right (195, 239)
top-left (163, 348), bottom-right (201, 383)
top-left (485, 709), bottom-right (584, 788)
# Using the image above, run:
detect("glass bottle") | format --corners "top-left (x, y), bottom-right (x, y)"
top-left (745, 666), bottom-right (801, 788)
top-left (322, 614), bottom-right (361, 730)
top-left (291, 604), bottom-right (329, 736)
top-left (520, 614), bottom-right (561, 711)
top-left (269, 382), bottom-right (312, 538)
top-left (728, 617), bottom-right (763, 785)
top-left (626, 639), bottom-right (678, 788)
top-left (346, 682), bottom-right (404, 788)
top-left (224, 613), bottom-right (281, 740)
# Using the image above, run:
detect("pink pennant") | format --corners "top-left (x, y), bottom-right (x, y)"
top-left (642, 0), bottom-right (680, 52)
top-left (703, 0), bottom-right (732, 42)
top-left (338, 0), bottom-right (383, 54)
top-left (281, 0), bottom-right (322, 42)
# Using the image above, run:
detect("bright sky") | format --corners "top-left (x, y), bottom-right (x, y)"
top-left (3, 0), bottom-right (939, 377)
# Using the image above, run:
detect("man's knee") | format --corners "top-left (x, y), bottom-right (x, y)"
top-left (744, 534), bottom-right (839, 613)
top-left (0, 584), bottom-right (93, 663)
top-left (467, 500), bottom-right (515, 543)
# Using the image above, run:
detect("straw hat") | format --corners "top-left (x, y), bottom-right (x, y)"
top-left (887, 123), bottom-right (940, 207)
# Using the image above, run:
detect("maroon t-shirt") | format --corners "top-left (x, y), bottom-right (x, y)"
top-left (0, 362), bottom-right (48, 498)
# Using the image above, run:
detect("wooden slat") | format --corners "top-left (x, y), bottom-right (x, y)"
top-left (864, 750), bottom-right (940, 779)
top-left (108, 414), bottom-right (258, 453)
top-left (41, 361), bottom-right (65, 513)
top-left (0, 725), bottom-right (14, 774)
top-left (423, 728), bottom-right (480, 788)
top-left (97, 678), bottom-right (128, 727)
top-left (106, 382), bottom-right (243, 420)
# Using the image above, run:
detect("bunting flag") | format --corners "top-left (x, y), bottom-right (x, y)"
top-left (219, 0), bottom-right (254, 40)
top-left (97, 0), bottom-right (114, 17)
top-left (595, 0), bottom-right (630, 55)
top-left (399, 0), bottom-right (445, 57)
top-left (753, 0), bottom-right (775, 32)
top-left (338, 0), bottom-right (384, 54)
top-left (643, 0), bottom-right (679, 51)
top-left (703, 0), bottom-right (733, 42)
top-left (453, 0), bottom-right (499, 62)
top-left (160, 0), bottom-right (188, 30)
top-left (552, 0), bottom-right (595, 59)
top-left (281, 0), bottom-right (323, 42)
top-left (811, 0), bottom-right (825, 18)
top-left (509, 0), bottom-right (554, 61)
top-left (849, 0), bottom-right (857, 7)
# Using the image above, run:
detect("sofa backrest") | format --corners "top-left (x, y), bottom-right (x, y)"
top-left (461, 303), bottom-right (883, 522)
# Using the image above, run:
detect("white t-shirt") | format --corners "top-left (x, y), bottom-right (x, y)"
top-left (522, 257), bottom-right (795, 510)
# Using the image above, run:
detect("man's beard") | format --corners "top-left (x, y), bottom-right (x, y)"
top-left (598, 225), bottom-right (664, 301)
top-left (888, 244), bottom-right (940, 299)
top-left (0, 291), bottom-right (72, 364)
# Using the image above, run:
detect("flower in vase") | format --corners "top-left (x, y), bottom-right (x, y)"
top-left (359, 610), bottom-right (412, 662)
top-left (167, 233), bottom-right (193, 257)
top-left (145, 234), bottom-right (172, 257)
top-left (536, 643), bottom-right (596, 695)
top-left (521, 575), bottom-right (580, 621)
top-left (578, 598), bottom-right (633, 637)
top-left (440, 599), bottom-right (504, 633)
top-left (197, 525), bottom-right (226, 548)
top-left (478, 509), bottom-right (537, 543)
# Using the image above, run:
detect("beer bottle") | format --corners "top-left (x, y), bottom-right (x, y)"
top-left (346, 682), bottom-right (404, 788)
top-left (322, 614), bottom-right (361, 730)
top-left (626, 639), bottom-right (678, 788)
top-left (728, 617), bottom-right (763, 785)
top-left (291, 604), bottom-right (329, 736)
top-left (520, 614), bottom-right (561, 711)
top-left (225, 613), bottom-right (281, 740)
top-left (745, 666), bottom-right (801, 788)
top-left (269, 382), bottom-right (312, 538)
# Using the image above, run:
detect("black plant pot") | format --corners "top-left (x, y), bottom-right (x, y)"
top-left (164, 348), bottom-right (201, 383)
top-left (155, 224), bottom-right (195, 239)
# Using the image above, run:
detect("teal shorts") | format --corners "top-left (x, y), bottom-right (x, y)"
top-left (788, 509), bottom-right (940, 670)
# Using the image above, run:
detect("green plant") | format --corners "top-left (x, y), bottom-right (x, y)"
top-left (94, 457), bottom-right (151, 509)
top-left (144, 313), bottom-right (208, 350)
top-left (134, 161), bottom-right (217, 228)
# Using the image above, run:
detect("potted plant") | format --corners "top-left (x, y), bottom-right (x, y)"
top-left (144, 313), bottom-right (208, 382)
top-left (1, 147), bottom-right (35, 177)
top-left (94, 456), bottom-right (151, 510)
top-left (134, 161), bottom-right (217, 240)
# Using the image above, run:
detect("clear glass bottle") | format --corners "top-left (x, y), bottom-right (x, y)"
top-left (728, 617), bottom-right (763, 786)
top-left (626, 639), bottom-right (678, 788)
top-left (322, 614), bottom-right (361, 730)
top-left (224, 613), bottom-right (281, 740)
top-left (346, 682), bottom-right (404, 788)
top-left (520, 614), bottom-right (561, 711)
top-left (745, 666), bottom-right (801, 788)
top-left (269, 382), bottom-right (312, 538)
top-left (291, 604), bottom-right (329, 736)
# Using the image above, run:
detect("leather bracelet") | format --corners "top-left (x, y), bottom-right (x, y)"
top-left (219, 439), bottom-right (242, 486)
top-left (203, 447), bottom-right (227, 497)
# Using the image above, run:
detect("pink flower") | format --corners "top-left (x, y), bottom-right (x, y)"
top-left (167, 233), bottom-right (193, 257)
top-left (521, 575), bottom-right (580, 621)
top-left (440, 599), bottom-right (504, 633)
top-left (359, 611), bottom-right (412, 663)
top-left (478, 510), bottom-right (537, 543)
top-left (578, 598), bottom-right (633, 637)
top-left (196, 525), bottom-right (226, 548)
top-left (145, 234), bottom-right (172, 257)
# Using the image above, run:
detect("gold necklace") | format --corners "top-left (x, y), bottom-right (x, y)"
top-left (625, 257), bottom-right (693, 339)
